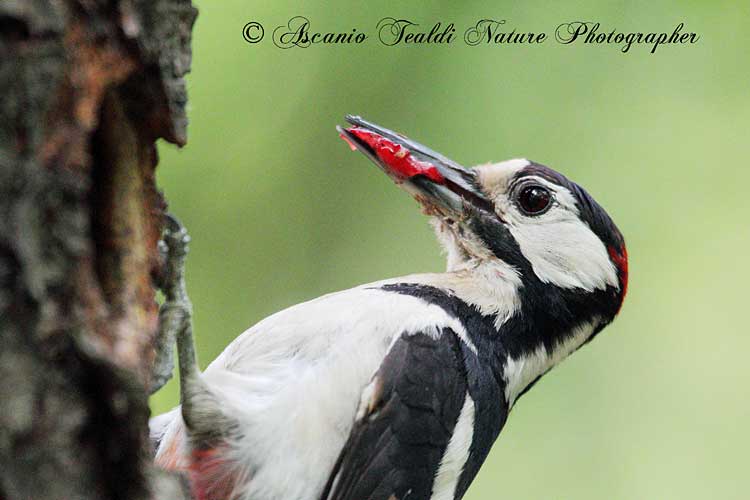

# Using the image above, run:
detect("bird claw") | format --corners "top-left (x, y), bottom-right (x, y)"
top-left (151, 213), bottom-right (238, 442)
top-left (150, 213), bottom-right (193, 395)
top-left (159, 214), bottom-right (190, 295)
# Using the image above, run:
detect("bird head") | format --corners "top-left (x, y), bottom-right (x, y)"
top-left (338, 116), bottom-right (628, 329)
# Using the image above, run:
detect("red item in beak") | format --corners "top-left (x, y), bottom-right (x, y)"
top-left (342, 127), bottom-right (446, 184)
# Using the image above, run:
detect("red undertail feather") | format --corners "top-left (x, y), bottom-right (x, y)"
top-left (189, 446), bottom-right (240, 500)
top-left (156, 429), bottom-right (240, 500)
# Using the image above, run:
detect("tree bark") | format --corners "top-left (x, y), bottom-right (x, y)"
top-left (0, 1), bottom-right (197, 498)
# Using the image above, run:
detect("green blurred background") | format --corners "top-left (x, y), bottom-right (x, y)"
top-left (150, 1), bottom-right (750, 498)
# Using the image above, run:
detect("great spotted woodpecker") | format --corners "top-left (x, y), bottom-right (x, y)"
top-left (150, 115), bottom-right (628, 500)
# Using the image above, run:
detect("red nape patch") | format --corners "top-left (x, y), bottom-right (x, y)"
top-left (343, 127), bottom-right (446, 184)
top-left (189, 447), bottom-right (240, 500)
top-left (608, 245), bottom-right (629, 312)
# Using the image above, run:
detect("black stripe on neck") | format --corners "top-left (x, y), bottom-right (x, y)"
top-left (377, 281), bottom-right (617, 499)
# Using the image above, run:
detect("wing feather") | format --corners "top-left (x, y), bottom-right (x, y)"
top-left (321, 328), bottom-right (469, 500)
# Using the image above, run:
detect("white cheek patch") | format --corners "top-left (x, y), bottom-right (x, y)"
top-left (496, 182), bottom-right (618, 292)
top-left (509, 213), bottom-right (618, 291)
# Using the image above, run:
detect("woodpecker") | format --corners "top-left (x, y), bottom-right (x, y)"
top-left (150, 115), bottom-right (628, 500)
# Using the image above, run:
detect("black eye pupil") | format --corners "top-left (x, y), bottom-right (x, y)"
top-left (518, 185), bottom-right (551, 215)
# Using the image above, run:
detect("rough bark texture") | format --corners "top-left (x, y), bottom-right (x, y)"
top-left (0, 1), bottom-right (197, 498)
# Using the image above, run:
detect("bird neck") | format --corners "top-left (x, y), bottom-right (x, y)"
top-left (373, 259), bottom-right (606, 407)
top-left (376, 258), bottom-right (523, 330)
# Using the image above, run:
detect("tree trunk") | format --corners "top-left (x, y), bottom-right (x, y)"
top-left (0, 1), bottom-right (197, 498)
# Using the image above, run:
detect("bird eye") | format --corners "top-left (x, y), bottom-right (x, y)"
top-left (516, 185), bottom-right (552, 215)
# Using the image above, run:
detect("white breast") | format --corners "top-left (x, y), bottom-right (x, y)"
top-left (196, 284), bottom-right (473, 500)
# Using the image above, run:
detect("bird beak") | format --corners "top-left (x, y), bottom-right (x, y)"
top-left (338, 115), bottom-right (494, 217)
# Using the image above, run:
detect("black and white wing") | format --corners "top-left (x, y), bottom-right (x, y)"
top-left (320, 328), bottom-right (472, 500)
